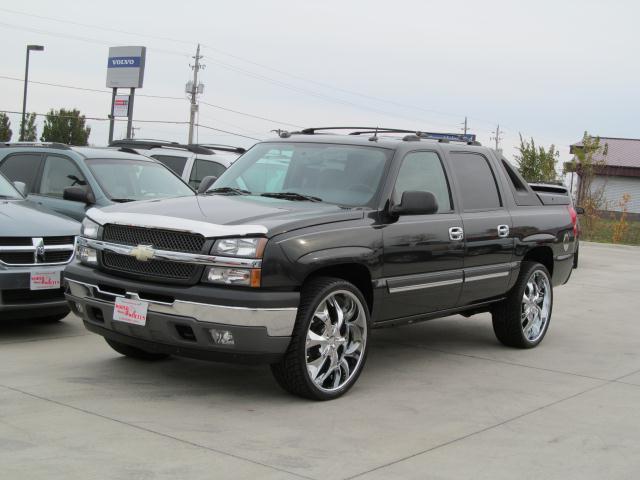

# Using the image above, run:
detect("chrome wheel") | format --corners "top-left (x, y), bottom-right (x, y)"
top-left (305, 290), bottom-right (367, 393)
top-left (521, 270), bottom-right (551, 342)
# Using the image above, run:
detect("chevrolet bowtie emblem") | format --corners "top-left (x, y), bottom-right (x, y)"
top-left (130, 244), bottom-right (155, 262)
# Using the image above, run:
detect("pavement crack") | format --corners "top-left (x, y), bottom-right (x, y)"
top-left (0, 383), bottom-right (314, 480)
top-left (344, 380), bottom-right (610, 480)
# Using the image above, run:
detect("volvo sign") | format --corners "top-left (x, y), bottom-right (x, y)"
top-left (106, 46), bottom-right (146, 88)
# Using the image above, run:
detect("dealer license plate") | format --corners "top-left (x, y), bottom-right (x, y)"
top-left (113, 298), bottom-right (149, 326)
top-left (30, 270), bottom-right (61, 290)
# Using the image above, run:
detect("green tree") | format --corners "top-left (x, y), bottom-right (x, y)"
top-left (0, 112), bottom-right (12, 141)
top-left (20, 112), bottom-right (38, 141)
top-left (41, 108), bottom-right (91, 145)
top-left (514, 134), bottom-right (559, 183)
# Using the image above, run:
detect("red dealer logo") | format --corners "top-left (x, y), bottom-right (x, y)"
top-left (114, 304), bottom-right (145, 322)
top-left (31, 275), bottom-right (60, 287)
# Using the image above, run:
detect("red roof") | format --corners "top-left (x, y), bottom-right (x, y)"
top-left (571, 137), bottom-right (640, 168)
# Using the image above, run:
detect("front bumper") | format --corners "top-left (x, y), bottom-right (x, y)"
top-left (0, 265), bottom-right (69, 320)
top-left (64, 262), bottom-right (299, 363)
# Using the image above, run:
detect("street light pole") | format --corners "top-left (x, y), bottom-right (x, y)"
top-left (20, 44), bottom-right (44, 141)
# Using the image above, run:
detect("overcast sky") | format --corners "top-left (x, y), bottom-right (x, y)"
top-left (1, 0), bottom-right (639, 164)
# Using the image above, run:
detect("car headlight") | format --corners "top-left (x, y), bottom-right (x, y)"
top-left (205, 266), bottom-right (261, 287)
top-left (81, 217), bottom-right (100, 239)
top-left (212, 237), bottom-right (266, 258)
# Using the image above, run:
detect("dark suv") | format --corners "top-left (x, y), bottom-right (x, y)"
top-left (64, 128), bottom-right (577, 400)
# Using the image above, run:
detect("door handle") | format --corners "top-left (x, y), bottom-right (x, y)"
top-left (497, 224), bottom-right (510, 238)
top-left (449, 227), bottom-right (464, 241)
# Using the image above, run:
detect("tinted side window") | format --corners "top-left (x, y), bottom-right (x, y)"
top-left (150, 155), bottom-right (188, 175)
top-left (38, 155), bottom-right (88, 198)
top-left (189, 159), bottom-right (227, 189)
top-left (448, 152), bottom-right (501, 211)
top-left (394, 151), bottom-right (452, 212)
top-left (0, 154), bottom-right (43, 193)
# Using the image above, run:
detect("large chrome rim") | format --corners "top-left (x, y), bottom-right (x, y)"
top-left (521, 270), bottom-right (551, 342)
top-left (305, 290), bottom-right (367, 393)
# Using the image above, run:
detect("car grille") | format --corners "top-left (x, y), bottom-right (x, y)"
top-left (2, 288), bottom-right (65, 304)
top-left (0, 236), bottom-right (75, 266)
top-left (102, 251), bottom-right (198, 281)
top-left (103, 224), bottom-right (205, 253)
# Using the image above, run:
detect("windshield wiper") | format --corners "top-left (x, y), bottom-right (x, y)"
top-left (110, 198), bottom-right (136, 203)
top-left (261, 192), bottom-right (323, 202)
top-left (205, 187), bottom-right (252, 196)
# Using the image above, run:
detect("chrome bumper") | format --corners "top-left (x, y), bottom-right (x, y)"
top-left (66, 279), bottom-right (297, 337)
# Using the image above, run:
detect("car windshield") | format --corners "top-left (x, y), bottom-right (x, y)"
top-left (85, 158), bottom-right (194, 202)
top-left (0, 172), bottom-right (22, 199)
top-left (210, 143), bottom-right (391, 207)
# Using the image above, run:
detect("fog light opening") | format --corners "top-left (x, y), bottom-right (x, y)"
top-left (210, 328), bottom-right (235, 345)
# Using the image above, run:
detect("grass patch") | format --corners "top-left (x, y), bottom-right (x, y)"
top-left (581, 218), bottom-right (640, 245)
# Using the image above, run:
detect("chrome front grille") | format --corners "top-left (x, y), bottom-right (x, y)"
top-left (103, 224), bottom-right (205, 253)
top-left (102, 251), bottom-right (198, 281)
top-left (0, 236), bottom-right (76, 266)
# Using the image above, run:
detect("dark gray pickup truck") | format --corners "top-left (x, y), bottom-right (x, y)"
top-left (64, 128), bottom-right (577, 400)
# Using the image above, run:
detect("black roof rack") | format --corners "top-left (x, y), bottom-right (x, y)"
top-left (109, 139), bottom-right (214, 155)
top-left (1, 141), bottom-right (71, 150)
top-left (194, 143), bottom-right (246, 154)
top-left (292, 127), bottom-right (480, 145)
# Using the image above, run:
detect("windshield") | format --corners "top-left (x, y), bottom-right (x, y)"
top-left (211, 143), bottom-right (391, 207)
top-left (86, 158), bottom-right (194, 202)
top-left (0, 172), bottom-right (22, 199)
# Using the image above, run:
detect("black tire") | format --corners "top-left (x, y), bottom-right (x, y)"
top-left (573, 243), bottom-right (579, 268)
top-left (105, 338), bottom-right (170, 361)
top-left (271, 277), bottom-right (371, 400)
top-left (491, 261), bottom-right (553, 349)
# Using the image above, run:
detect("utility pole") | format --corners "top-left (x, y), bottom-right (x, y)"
top-left (187, 44), bottom-right (205, 145)
top-left (491, 124), bottom-right (503, 152)
top-left (461, 116), bottom-right (469, 135)
top-left (20, 45), bottom-right (44, 141)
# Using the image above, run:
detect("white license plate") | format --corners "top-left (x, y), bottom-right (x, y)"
top-left (30, 270), bottom-right (61, 290)
top-left (113, 298), bottom-right (149, 326)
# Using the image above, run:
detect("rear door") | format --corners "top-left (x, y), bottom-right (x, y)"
top-left (381, 150), bottom-right (464, 320)
top-left (149, 154), bottom-right (190, 177)
top-left (29, 154), bottom-right (91, 221)
top-left (447, 151), bottom-right (515, 305)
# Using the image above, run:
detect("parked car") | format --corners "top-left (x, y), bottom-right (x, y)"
top-left (0, 142), bottom-right (196, 221)
top-left (0, 171), bottom-right (79, 322)
top-left (64, 127), bottom-right (578, 400)
top-left (109, 139), bottom-right (245, 190)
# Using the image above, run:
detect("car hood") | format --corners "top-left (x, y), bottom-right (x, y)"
top-left (0, 199), bottom-right (80, 237)
top-left (87, 194), bottom-right (364, 238)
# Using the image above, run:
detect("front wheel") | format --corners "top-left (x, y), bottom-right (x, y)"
top-left (492, 261), bottom-right (553, 348)
top-left (271, 277), bottom-right (371, 400)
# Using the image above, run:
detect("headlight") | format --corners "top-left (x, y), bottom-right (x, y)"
top-left (205, 267), bottom-right (261, 287)
top-left (212, 237), bottom-right (266, 258)
top-left (81, 218), bottom-right (100, 239)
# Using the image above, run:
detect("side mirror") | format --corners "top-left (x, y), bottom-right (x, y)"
top-left (575, 206), bottom-right (585, 215)
top-left (13, 181), bottom-right (27, 196)
top-left (391, 191), bottom-right (439, 216)
top-left (197, 175), bottom-right (217, 194)
top-left (63, 186), bottom-right (95, 204)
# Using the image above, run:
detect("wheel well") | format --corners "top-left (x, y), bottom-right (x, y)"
top-left (523, 246), bottom-right (554, 275)
top-left (304, 263), bottom-right (374, 313)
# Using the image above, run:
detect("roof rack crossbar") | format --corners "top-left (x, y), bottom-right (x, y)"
top-left (1, 141), bottom-right (71, 150)
top-left (295, 127), bottom-right (479, 144)
top-left (109, 139), bottom-right (213, 155)
top-left (195, 144), bottom-right (246, 154)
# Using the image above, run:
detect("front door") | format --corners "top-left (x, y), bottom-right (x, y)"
top-left (29, 154), bottom-right (90, 221)
top-left (447, 151), bottom-right (515, 305)
top-left (380, 150), bottom-right (464, 321)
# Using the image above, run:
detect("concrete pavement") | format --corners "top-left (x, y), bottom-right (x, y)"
top-left (1, 241), bottom-right (639, 479)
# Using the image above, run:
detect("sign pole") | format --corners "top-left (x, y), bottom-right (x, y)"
top-left (126, 87), bottom-right (135, 139)
top-left (108, 87), bottom-right (116, 143)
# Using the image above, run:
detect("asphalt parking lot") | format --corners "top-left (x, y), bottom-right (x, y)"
top-left (1, 241), bottom-right (639, 480)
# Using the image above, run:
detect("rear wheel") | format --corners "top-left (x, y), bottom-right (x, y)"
top-left (492, 261), bottom-right (553, 348)
top-left (105, 338), bottom-right (170, 361)
top-left (271, 277), bottom-right (370, 400)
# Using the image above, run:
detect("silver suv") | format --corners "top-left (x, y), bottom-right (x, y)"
top-left (110, 140), bottom-right (245, 190)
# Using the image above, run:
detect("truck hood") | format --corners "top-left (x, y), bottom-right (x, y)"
top-left (88, 194), bottom-right (364, 238)
top-left (0, 199), bottom-right (80, 237)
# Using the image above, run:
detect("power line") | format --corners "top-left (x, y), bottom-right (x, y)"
top-left (200, 101), bottom-right (303, 128)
